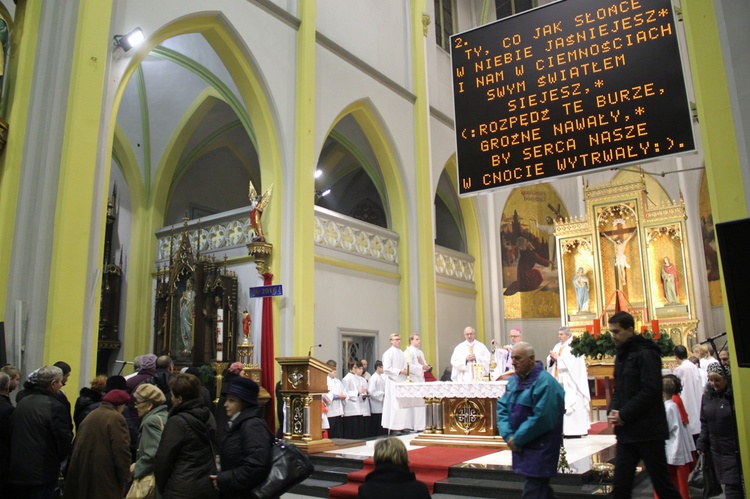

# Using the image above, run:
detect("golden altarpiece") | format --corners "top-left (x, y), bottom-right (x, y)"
top-left (153, 223), bottom-right (240, 367)
top-left (555, 178), bottom-right (699, 346)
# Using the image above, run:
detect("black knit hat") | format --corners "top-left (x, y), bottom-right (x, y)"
top-left (223, 376), bottom-right (259, 406)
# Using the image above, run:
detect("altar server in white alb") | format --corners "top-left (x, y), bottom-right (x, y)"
top-left (381, 334), bottom-right (411, 434)
top-left (323, 360), bottom-right (347, 439)
top-left (451, 326), bottom-right (491, 382)
top-left (546, 327), bottom-right (590, 437)
top-left (404, 334), bottom-right (429, 431)
top-left (342, 361), bottom-right (368, 439)
top-left (367, 361), bottom-right (387, 437)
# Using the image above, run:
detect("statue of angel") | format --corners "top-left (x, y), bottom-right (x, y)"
top-left (248, 181), bottom-right (273, 242)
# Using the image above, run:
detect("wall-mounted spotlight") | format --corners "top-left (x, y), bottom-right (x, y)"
top-left (314, 187), bottom-right (332, 202)
top-left (314, 169), bottom-right (323, 179)
top-left (114, 27), bottom-right (145, 52)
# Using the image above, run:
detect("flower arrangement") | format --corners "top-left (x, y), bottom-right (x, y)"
top-left (570, 329), bottom-right (675, 359)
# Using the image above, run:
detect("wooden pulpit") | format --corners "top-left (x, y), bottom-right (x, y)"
top-left (277, 356), bottom-right (336, 454)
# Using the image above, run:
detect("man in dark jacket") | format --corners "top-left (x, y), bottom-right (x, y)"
top-left (607, 311), bottom-right (681, 499)
top-left (8, 365), bottom-right (73, 499)
top-left (497, 342), bottom-right (564, 498)
top-left (0, 372), bottom-right (15, 490)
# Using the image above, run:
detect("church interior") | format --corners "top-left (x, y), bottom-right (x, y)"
top-left (0, 0), bottom-right (748, 494)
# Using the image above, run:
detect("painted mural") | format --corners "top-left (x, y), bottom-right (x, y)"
top-left (501, 184), bottom-right (569, 318)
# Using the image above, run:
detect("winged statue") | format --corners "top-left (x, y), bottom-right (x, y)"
top-left (248, 181), bottom-right (273, 242)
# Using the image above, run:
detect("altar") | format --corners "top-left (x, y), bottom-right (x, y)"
top-left (395, 381), bottom-right (508, 449)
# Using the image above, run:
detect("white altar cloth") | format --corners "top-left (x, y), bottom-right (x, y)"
top-left (395, 381), bottom-right (507, 408)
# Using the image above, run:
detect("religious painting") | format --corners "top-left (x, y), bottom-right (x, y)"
top-left (645, 224), bottom-right (689, 318)
top-left (560, 236), bottom-right (597, 322)
top-left (596, 201), bottom-right (646, 310)
top-left (501, 184), bottom-right (568, 318)
top-left (699, 172), bottom-right (722, 306)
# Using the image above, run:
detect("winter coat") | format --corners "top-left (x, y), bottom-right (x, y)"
top-left (9, 386), bottom-right (73, 485)
top-left (358, 463), bottom-right (431, 499)
top-left (63, 402), bottom-right (131, 499)
top-left (497, 361), bottom-right (564, 477)
top-left (215, 372), bottom-right (240, 446)
top-left (73, 386), bottom-right (103, 430)
top-left (609, 334), bottom-right (668, 443)
top-left (155, 398), bottom-right (218, 499)
top-left (216, 405), bottom-right (273, 498)
top-left (696, 386), bottom-right (741, 486)
top-left (135, 404), bottom-right (169, 478)
top-left (0, 394), bottom-right (14, 487)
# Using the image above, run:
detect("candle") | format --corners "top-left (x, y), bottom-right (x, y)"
top-left (651, 319), bottom-right (660, 340)
top-left (586, 325), bottom-right (593, 334)
top-left (641, 325), bottom-right (648, 333)
top-left (593, 321), bottom-right (601, 339)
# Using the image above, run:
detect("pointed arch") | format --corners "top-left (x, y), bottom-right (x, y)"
top-left (323, 99), bottom-right (411, 333)
top-left (109, 14), bottom-right (284, 358)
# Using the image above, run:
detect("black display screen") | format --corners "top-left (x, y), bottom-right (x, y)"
top-left (451, 0), bottom-right (695, 195)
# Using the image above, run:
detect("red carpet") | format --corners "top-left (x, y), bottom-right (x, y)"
top-left (588, 421), bottom-right (614, 435)
top-left (329, 446), bottom-right (497, 498)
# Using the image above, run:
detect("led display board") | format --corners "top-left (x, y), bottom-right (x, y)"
top-left (451, 0), bottom-right (695, 195)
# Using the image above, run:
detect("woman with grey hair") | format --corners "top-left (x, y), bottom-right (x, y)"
top-left (8, 365), bottom-right (72, 498)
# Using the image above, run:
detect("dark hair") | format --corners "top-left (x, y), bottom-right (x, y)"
top-left (169, 373), bottom-right (201, 401)
top-left (674, 345), bottom-right (688, 360)
top-left (326, 360), bottom-right (337, 368)
top-left (608, 311), bottom-right (634, 330)
top-left (54, 361), bottom-right (72, 375)
top-left (374, 360), bottom-right (383, 369)
top-left (663, 374), bottom-right (682, 395)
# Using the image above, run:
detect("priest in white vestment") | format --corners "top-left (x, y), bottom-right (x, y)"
top-left (671, 345), bottom-right (703, 438)
top-left (404, 334), bottom-right (429, 431)
top-left (546, 327), bottom-right (590, 437)
top-left (491, 328), bottom-right (523, 379)
top-left (451, 327), bottom-right (491, 382)
top-left (382, 333), bottom-right (411, 433)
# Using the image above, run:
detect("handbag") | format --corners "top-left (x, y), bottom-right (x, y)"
top-left (250, 432), bottom-right (314, 499)
top-left (126, 473), bottom-right (156, 499)
top-left (688, 454), bottom-right (723, 499)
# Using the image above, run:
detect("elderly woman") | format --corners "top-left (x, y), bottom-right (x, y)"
top-left (64, 389), bottom-right (132, 499)
top-left (210, 377), bottom-right (272, 497)
top-left (155, 373), bottom-right (218, 498)
top-left (358, 437), bottom-right (430, 499)
top-left (130, 383), bottom-right (169, 498)
top-left (696, 363), bottom-right (742, 499)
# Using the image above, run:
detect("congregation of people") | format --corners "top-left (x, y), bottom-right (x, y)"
top-left (0, 355), bottom-right (272, 499)
top-left (0, 318), bottom-right (744, 499)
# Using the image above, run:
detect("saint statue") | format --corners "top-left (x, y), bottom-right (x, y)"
top-left (661, 257), bottom-right (679, 304)
top-left (248, 181), bottom-right (273, 242)
top-left (242, 309), bottom-right (252, 339)
top-left (601, 229), bottom-right (636, 287)
top-left (573, 267), bottom-right (590, 313)
top-left (179, 280), bottom-right (195, 353)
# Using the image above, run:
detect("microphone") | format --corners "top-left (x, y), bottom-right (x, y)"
top-left (700, 332), bottom-right (727, 345)
top-left (308, 344), bottom-right (322, 357)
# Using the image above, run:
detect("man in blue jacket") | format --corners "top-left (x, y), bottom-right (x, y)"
top-left (607, 311), bottom-right (681, 498)
top-left (497, 342), bottom-right (564, 498)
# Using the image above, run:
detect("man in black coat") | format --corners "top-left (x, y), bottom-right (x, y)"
top-left (8, 365), bottom-right (73, 499)
top-left (0, 371), bottom-right (16, 490)
top-left (607, 311), bottom-right (681, 499)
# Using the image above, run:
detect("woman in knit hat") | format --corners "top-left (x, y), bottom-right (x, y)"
top-left (129, 383), bottom-right (168, 498)
top-left (215, 362), bottom-right (245, 446)
top-left (696, 363), bottom-right (742, 498)
top-left (210, 377), bottom-right (273, 498)
top-left (63, 389), bottom-right (131, 499)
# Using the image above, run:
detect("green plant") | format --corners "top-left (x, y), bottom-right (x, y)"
top-left (642, 331), bottom-right (676, 357)
top-left (570, 330), bottom-right (675, 359)
top-left (570, 331), bottom-right (616, 360)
